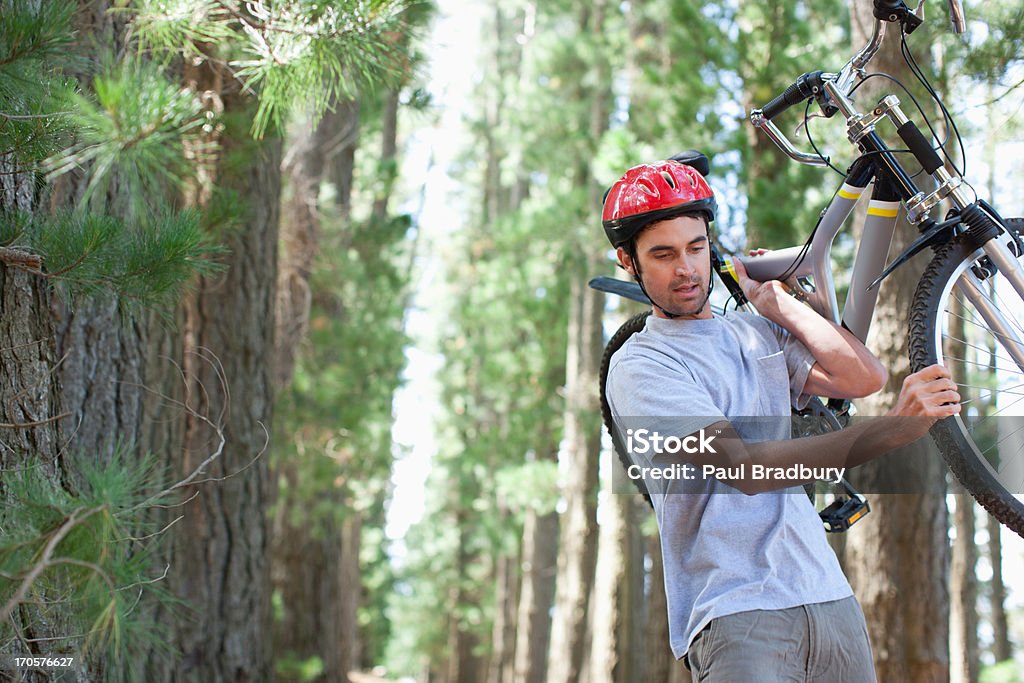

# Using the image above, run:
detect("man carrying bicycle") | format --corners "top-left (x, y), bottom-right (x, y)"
top-left (602, 158), bottom-right (960, 682)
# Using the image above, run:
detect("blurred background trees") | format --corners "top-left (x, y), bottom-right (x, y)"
top-left (1, 0), bottom-right (1023, 681)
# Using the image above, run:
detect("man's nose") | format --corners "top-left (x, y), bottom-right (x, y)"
top-left (675, 256), bottom-right (697, 275)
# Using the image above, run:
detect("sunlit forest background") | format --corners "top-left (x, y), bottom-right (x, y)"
top-left (2, 0), bottom-right (1024, 681)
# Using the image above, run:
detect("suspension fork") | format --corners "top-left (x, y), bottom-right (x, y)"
top-left (836, 95), bottom-right (1024, 371)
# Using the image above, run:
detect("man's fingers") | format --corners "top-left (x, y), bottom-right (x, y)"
top-left (918, 363), bottom-right (952, 380)
top-left (732, 256), bottom-right (749, 278)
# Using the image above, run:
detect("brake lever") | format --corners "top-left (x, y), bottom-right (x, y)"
top-left (794, 112), bottom-right (827, 138)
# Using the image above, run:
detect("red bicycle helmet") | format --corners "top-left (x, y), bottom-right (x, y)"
top-left (602, 160), bottom-right (717, 248)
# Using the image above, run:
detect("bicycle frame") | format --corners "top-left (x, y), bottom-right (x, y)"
top-left (737, 157), bottom-right (900, 345)
top-left (745, 5), bottom-right (1024, 371)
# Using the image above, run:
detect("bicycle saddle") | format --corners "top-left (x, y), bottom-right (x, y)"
top-left (669, 150), bottom-right (710, 178)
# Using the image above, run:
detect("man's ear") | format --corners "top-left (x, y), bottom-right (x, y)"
top-left (616, 247), bottom-right (636, 277)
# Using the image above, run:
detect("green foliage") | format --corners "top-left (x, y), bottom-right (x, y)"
top-left (117, 0), bottom-right (426, 139)
top-left (44, 58), bottom-right (207, 215)
top-left (494, 461), bottom-right (560, 516)
top-left (6, 207), bottom-right (224, 308)
top-left (274, 653), bottom-right (325, 681)
top-left (981, 660), bottom-right (1023, 683)
top-left (237, 0), bottom-right (412, 138)
top-left (119, 0), bottom-right (236, 57)
top-left (0, 450), bottom-right (179, 679)
top-left (0, 0), bottom-right (78, 168)
top-left (272, 197), bottom-right (413, 670)
top-left (276, 209), bottom-right (411, 519)
top-left (962, 1), bottom-right (1024, 84)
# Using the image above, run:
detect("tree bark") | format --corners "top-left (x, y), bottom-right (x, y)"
top-left (372, 90), bottom-right (401, 221)
top-left (158, 57), bottom-right (281, 682)
top-left (487, 518), bottom-right (521, 683)
top-left (0, 134), bottom-right (68, 683)
top-left (511, 507), bottom-right (559, 683)
top-left (271, 97), bottom-right (360, 683)
top-left (950, 492), bottom-right (978, 683)
top-left (587, 485), bottom-right (638, 683)
top-left (446, 509), bottom-right (484, 683)
top-left (986, 513), bottom-right (1011, 663)
top-left (545, 273), bottom-right (604, 683)
top-left (545, 0), bottom-right (610, 678)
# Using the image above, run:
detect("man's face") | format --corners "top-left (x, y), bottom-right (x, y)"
top-left (619, 215), bottom-right (712, 320)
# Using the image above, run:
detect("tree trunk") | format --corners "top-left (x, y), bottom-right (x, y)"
top-left (0, 136), bottom-right (68, 683)
top-left (644, 533), bottom-right (673, 683)
top-left (372, 89), bottom-right (401, 221)
top-left (587, 471), bottom-right (637, 683)
top-left (271, 96), bottom-right (360, 683)
top-left (511, 507), bottom-right (559, 683)
top-left (487, 518), bottom-right (521, 683)
top-left (546, 0), bottom-right (610, 678)
top-left (844, 5), bottom-right (950, 681)
top-left (950, 492), bottom-right (978, 683)
top-left (445, 506), bottom-right (484, 683)
top-left (986, 513), bottom-right (1011, 663)
top-left (161, 58), bottom-right (281, 682)
top-left (545, 274), bottom-right (604, 683)
top-left (339, 514), bottom-right (362, 674)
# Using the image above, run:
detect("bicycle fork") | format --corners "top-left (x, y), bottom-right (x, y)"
top-left (824, 80), bottom-right (1024, 375)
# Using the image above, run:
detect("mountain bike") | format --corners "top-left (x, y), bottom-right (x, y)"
top-left (593, 0), bottom-right (1024, 536)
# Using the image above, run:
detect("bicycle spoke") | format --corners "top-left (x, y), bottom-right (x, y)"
top-left (964, 391), bottom-right (1024, 432)
top-left (956, 382), bottom-right (1024, 401)
top-left (992, 281), bottom-right (1024, 338)
top-left (942, 331), bottom-right (1019, 369)
top-left (944, 355), bottom-right (1024, 377)
top-left (979, 419), bottom-right (1024, 458)
top-left (947, 298), bottom-right (1024, 356)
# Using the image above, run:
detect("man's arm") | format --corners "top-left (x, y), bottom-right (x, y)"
top-left (733, 255), bottom-right (886, 399)
top-left (676, 365), bottom-right (960, 494)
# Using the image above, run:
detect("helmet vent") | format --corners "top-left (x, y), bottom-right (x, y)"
top-left (659, 170), bottom-right (675, 189)
top-left (637, 179), bottom-right (658, 196)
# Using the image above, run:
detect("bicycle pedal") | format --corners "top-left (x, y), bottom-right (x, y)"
top-left (819, 496), bottom-right (870, 533)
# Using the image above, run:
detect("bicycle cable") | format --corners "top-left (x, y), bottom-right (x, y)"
top-left (803, 99), bottom-right (846, 177)
top-left (804, 73), bottom-right (941, 181)
top-left (899, 29), bottom-right (967, 177)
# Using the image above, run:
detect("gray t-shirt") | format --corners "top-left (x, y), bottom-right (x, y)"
top-left (605, 311), bottom-right (853, 660)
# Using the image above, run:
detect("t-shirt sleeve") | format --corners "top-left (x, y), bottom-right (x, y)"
top-left (606, 344), bottom-right (726, 442)
top-left (763, 320), bottom-right (816, 410)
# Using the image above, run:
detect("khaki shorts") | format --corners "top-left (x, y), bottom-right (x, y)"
top-left (684, 596), bottom-right (876, 682)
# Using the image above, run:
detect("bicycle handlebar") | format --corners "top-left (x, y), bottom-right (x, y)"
top-left (760, 72), bottom-right (823, 122)
top-left (751, 0), bottom-right (967, 163)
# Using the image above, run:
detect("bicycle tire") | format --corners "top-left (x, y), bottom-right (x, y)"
top-left (599, 310), bottom-right (653, 507)
top-left (909, 217), bottom-right (1024, 536)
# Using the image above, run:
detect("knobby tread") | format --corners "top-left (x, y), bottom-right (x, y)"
top-left (909, 218), bottom-right (1024, 537)
top-left (599, 311), bottom-right (653, 507)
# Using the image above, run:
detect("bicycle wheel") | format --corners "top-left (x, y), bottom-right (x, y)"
top-left (599, 310), bottom-right (652, 507)
top-left (909, 218), bottom-right (1024, 535)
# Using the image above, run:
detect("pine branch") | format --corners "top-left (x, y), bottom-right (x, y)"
top-left (0, 412), bottom-right (71, 429)
top-left (0, 246), bottom-right (42, 271)
top-left (0, 506), bottom-right (108, 625)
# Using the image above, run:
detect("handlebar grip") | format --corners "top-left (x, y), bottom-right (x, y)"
top-left (760, 72), bottom-right (818, 121)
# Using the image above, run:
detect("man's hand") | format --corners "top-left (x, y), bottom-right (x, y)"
top-left (731, 251), bottom-right (792, 319)
top-left (886, 364), bottom-right (961, 441)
